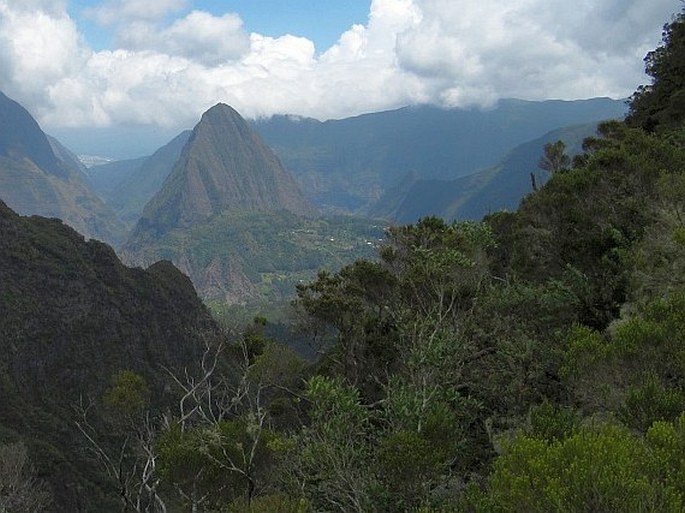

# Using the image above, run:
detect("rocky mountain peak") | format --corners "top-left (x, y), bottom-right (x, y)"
top-left (128, 103), bottom-right (313, 239)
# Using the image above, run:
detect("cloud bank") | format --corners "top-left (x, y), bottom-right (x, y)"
top-left (0, 0), bottom-right (678, 132)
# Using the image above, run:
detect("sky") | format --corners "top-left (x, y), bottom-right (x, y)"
top-left (0, 0), bottom-right (680, 156)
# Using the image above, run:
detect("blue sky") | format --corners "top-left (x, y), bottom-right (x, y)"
top-left (0, 0), bottom-right (679, 156)
top-left (192, 1), bottom-right (370, 51)
top-left (68, 0), bottom-right (371, 52)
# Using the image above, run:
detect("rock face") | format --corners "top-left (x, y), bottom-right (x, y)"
top-left (0, 92), bottom-right (126, 245)
top-left (87, 130), bottom-right (192, 226)
top-left (108, 130), bottom-right (192, 225)
top-left (0, 199), bottom-right (220, 511)
top-left (122, 104), bottom-right (316, 303)
top-left (131, 103), bottom-right (312, 239)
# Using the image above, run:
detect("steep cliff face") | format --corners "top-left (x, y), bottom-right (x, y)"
top-left (0, 92), bottom-right (126, 246)
top-left (107, 130), bottom-right (192, 225)
top-left (130, 103), bottom-right (312, 240)
top-left (121, 103), bottom-right (320, 303)
top-left (0, 200), bottom-right (221, 511)
top-left (0, 92), bottom-right (64, 177)
top-left (0, 203), bottom-right (216, 394)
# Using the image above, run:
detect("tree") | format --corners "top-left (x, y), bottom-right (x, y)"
top-left (158, 323), bottom-right (307, 511)
top-left (627, 8), bottom-right (685, 132)
top-left (295, 259), bottom-right (398, 399)
top-left (563, 291), bottom-right (685, 432)
top-left (0, 442), bottom-right (52, 513)
top-left (293, 219), bottom-right (500, 509)
top-left (465, 418), bottom-right (685, 513)
top-left (75, 371), bottom-right (166, 513)
top-left (538, 140), bottom-right (571, 174)
top-left (285, 375), bottom-right (376, 513)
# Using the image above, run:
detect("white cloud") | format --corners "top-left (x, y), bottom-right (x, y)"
top-left (0, 0), bottom-right (89, 116)
top-left (85, 0), bottom-right (187, 25)
top-left (0, 0), bottom-right (679, 137)
top-left (394, 0), bottom-right (678, 107)
top-left (117, 11), bottom-right (250, 65)
top-left (5, 0), bottom-right (68, 15)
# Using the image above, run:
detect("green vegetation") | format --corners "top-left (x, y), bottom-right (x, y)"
top-left (131, 210), bottom-right (384, 306)
top-left (466, 418), bottom-right (685, 513)
top-left (2, 8), bottom-right (685, 512)
top-left (627, 9), bottom-right (685, 132)
top-left (103, 10), bottom-right (682, 511)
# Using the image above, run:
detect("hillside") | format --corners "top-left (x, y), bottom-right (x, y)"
top-left (373, 123), bottom-right (599, 222)
top-left (254, 97), bottom-right (627, 213)
top-left (122, 104), bottom-right (349, 304)
top-left (0, 92), bottom-right (126, 246)
top-left (130, 209), bottom-right (381, 304)
top-left (0, 199), bottom-right (220, 511)
top-left (130, 103), bottom-right (312, 239)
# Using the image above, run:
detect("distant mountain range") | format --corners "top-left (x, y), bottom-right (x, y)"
top-left (82, 97), bottom-right (626, 230)
top-left (371, 122), bottom-right (601, 222)
top-left (253, 98), bottom-right (627, 214)
top-left (0, 92), bottom-right (126, 245)
top-left (0, 90), bottom-right (628, 303)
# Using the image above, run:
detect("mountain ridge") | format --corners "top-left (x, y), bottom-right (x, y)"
top-left (0, 91), bottom-right (126, 245)
top-left (254, 97), bottom-right (627, 212)
top-left (372, 122), bottom-right (601, 222)
top-left (130, 103), bottom-right (313, 241)
top-left (0, 198), bottom-right (220, 511)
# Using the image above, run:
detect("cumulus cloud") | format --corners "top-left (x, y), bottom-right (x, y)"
top-left (117, 11), bottom-right (250, 65)
top-left (0, 0), bottom-right (679, 135)
top-left (85, 0), bottom-right (187, 25)
top-left (394, 0), bottom-right (678, 107)
top-left (0, 0), bottom-right (89, 116)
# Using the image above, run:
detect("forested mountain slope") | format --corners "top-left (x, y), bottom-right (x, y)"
top-left (0, 199), bottom-right (220, 511)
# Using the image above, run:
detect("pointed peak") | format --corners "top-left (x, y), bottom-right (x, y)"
top-left (200, 103), bottom-right (243, 123)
